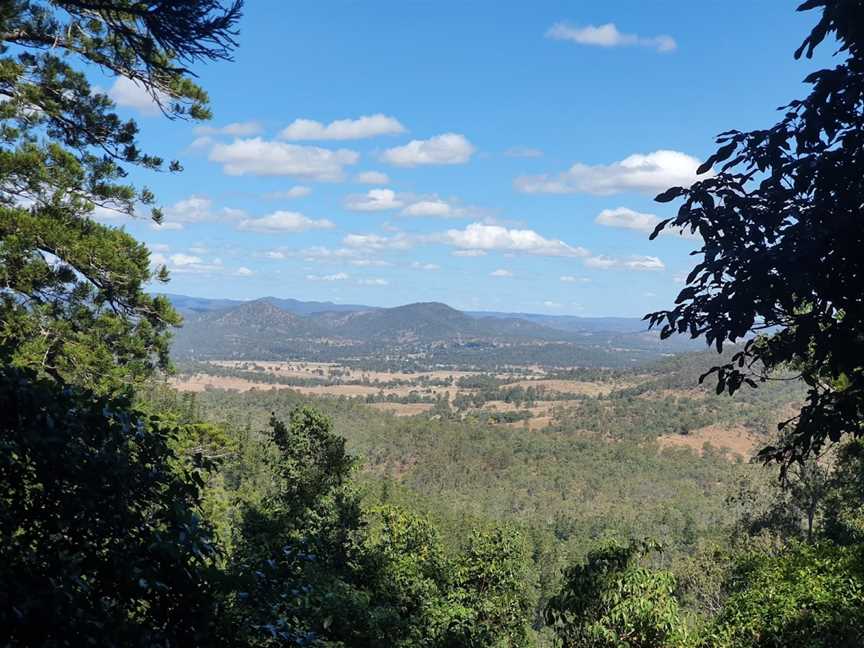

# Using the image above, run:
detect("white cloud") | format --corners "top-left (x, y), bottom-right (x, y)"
top-left (402, 199), bottom-right (456, 218)
top-left (546, 22), bottom-right (676, 53)
top-left (280, 114), bottom-right (406, 141)
top-left (452, 249), bottom-right (487, 257)
top-left (560, 275), bottom-right (590, 283)
top-left (151, 221), bottom-right (184, 231)
top-left (595, 207), bottom-right (660, 233)
top-left (351, 259), bottom-right (392, 267)
top-left (584, 255), bottom-right (665, 271)
top-left (210, 138), bottom-right (359, 180)
top-left (344, 188), bottom-right (403, 212)
top-left (152, 195), bottom-right (245, 228)
top-left (443, 222), bottom-right (588, 258)
top-left (355, 171), bottom-right (390, 184)
top-left (148, 243), bottom-right (170, 253)
top-left (411, 262), bottom-right (440, 271)
top-left (107, 77), bottom-right (167, 115)
top-left (195, 121), bottom-right (263, 136)
top-left (170, 253), bottom-right (203, 266)
top-left (90, 205), bottom-right (127, 221)
top-left (357, 278), bottom-right (389, 286)
top-left (306, 272), bottom-right (350, 282)
top-left (159, 253), bottom-right (224, 275)
top-left (235, 266), bottom-right (255, 277)
top-left (238, 210), bottom-right (335, 233)
top-left (381, 133), bottom-right (475, 167)
top-left (543, 301), bottom-right (564, 309)
top-left (265, 250), bottom-right (287, 259)
top-left (490, 268), bottom-right (513, 277)
top-left (263, 185), bottom-right (312, 199)
top-left (164, 195), bottom-right (213, 223)
top-left (596, 206), bottom-right (701, 239)
top-left (514, 150), bottom-right (703, 195)
top-left (343, 233), bottom-right (414, 251)
top-left (504, 147), bottom-right (543, 158)
top-left (300, 246), bottom-right (359, 260)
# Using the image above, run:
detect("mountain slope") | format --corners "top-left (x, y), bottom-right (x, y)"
top-left (172, 299), bottom-right (328, 359)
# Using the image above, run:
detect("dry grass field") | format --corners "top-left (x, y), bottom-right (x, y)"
top-left (172, 360), bottom-right (773, 460)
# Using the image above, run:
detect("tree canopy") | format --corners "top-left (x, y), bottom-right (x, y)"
top-left (0, 1), bottom-right (241, 392)
top-left (645, 0), bottom-right (864, 468)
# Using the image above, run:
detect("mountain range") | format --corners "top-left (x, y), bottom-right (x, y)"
top-left (165, 294), bottom-right (703, 367)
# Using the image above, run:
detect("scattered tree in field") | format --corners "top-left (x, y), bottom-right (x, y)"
top-left (645, 0), bottom-right (864, 468)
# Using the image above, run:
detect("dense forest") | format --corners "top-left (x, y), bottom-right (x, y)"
top-left (3, 1), bottom-right (864, 647)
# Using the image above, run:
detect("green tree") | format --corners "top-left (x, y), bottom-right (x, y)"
top-left (0, 1), bottom-right (242, 393)
top-left (545, 540), bottom-right (690, 648)
top-left (644, 0), bottom-right (864, 467)
top-left (0, 366), bottom-right (222, 646)
top-left (705, 542), bottom-right (864, 648)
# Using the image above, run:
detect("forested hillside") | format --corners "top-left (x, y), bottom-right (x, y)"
top-left (3, 1), bottom-right (864, 647)
top-left (171, 296), bottom-right (703, 367)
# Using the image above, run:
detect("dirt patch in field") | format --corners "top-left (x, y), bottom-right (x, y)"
top-left (171, 374), bottom-right (294, 393)
top-left (368, 403), bottom-right (434, 416)
top-left (657, 424), bottom-right (760, 459)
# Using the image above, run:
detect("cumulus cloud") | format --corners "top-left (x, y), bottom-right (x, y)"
top-left (411, 262), bottom-right (440, 271)
top-left (160, 253), bottom-right (224, 275)
top-left (210, 138), bottom-right (359, 180)
top-left (306, 272), bottom-right (350, 282)
top-left (238, 210), bottom-right (335, 233)
top-left (195, 121), bottom-right (263, 136)
top-left (514, 150), bottom-right (703, 195)
top-left (443, 222), bottom-right (588, 258)
top-left (381, 133), bottom-right (475, 167)
top-left (351, 259), bottom-right (392, 267)
top-left (357, 278), bottom-right (389, 286)
top-left (235, 266), bottom-right (255, 277)
top-left (402, 199), bottom-right (458, 218)
top-left (490, 268), bottom-right (514, 277)
top-left (280, 114), bottom-right (406, 140)
top-left (150, 221), bottom-right (184, 231)
top-left (596, 206), bottom-right (700, 239)
top-left (152, 195), bottom-right (245, 228)
top-left (584, 255), bottom-right (665, 271)
top-left (300, 246), bottom-right (360, 260)
top-left (107, 77), bottom-right (167, 115)
top-left (263, 186), bottom-right (312, 199)
top-left (355, 171), bottom-right (390, 184)
top-left (595, 207), bottom-right (660, 233)
top-left (344, 188), bottom-right (404, 212)
top-left (163, 195), bottom-right (213, 223)
top-left (546, 22), bottom-right (676, 53)
top-left (343, 233), bottom-right (414, 251)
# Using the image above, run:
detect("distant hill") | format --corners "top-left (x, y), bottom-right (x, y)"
top-left (160, 293), bottom-right (369, 316)
top-left (168, 294), bottom-right (704, 367)
top-left (312, 302), bottom-right (565, 341)
top-left (466, 311), bottom-right (648, 334)
top-left (172, 299), bottom-right (329, 359)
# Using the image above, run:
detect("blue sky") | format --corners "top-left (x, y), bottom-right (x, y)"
top-left (98, 1), bottom-right (831, 316)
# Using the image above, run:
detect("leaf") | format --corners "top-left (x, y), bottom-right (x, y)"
top-left (655, 187), bottom-right (684, 203)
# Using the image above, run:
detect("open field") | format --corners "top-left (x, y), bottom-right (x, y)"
top-left (170, 357), bottom-right (798, 462)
